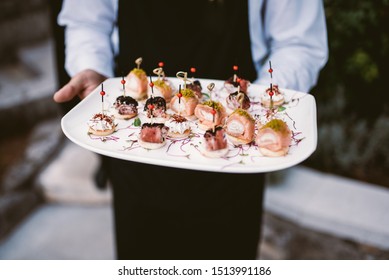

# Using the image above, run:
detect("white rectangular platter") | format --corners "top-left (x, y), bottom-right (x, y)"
top-left (61, 77), bottom-right (317, 173)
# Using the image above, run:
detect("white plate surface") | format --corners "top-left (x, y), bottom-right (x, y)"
top-left (61, 77), bottom-right (317, 173)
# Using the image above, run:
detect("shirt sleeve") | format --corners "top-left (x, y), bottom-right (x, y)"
top-left (250, 0), bottom-right (329, 92)
top-left (58, 0), bottom-right (118, 78)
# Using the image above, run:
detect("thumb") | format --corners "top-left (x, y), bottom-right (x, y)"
top-left (53, 70), bottom-right (107, 103)
top-left (53, 77), bottom-right (84, 103)
top-left (53, 83), bottom-right (81, 103)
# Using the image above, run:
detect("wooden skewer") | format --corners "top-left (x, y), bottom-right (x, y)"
top-left (100, 84), bottom-right (105, 114)
top-left (177, 85), bottom-right (182, 116)
top-left (207, 82), bottom-right (216, 133)
top-left (153, 67), bottom-right (164, 80)
top-left (176, 71), bottom-right (193, 89)
top-left (237, 85), bottom-right (244, 109)
top-left (135, 57), bottom-right (142, 69)
top-left (207, 82), bottom-right (215, 101)
top-left (233, 65), bottom-right (238, 83)
top-left (121, 76), bottom-right (126, 96)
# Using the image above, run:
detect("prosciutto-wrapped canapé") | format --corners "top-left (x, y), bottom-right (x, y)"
top-left (255, 119), bottom-right (291, 156)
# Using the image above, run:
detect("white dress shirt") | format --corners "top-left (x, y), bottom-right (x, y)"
top-left (58, 0), bottom-right (328, 92)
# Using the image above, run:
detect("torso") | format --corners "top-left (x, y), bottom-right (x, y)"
top-left (117, 0), bottom-right (256, 80)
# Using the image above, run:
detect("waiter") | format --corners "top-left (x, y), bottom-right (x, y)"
top-left (54, 0), bottom-right (328, 259)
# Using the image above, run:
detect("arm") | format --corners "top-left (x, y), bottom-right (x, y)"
top-left (53, 0), bottom-right (118, 103)
top-left (250, 0), bottom-right (328, 92)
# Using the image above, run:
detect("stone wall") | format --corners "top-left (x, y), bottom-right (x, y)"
top-left (0, 0), bottom-right (52, 64)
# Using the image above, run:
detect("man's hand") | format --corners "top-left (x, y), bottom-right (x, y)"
top-left (53, 69), bottom-right (107, 103)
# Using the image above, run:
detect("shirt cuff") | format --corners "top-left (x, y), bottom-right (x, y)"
top-left (64, 27), bottom-right (115, 78)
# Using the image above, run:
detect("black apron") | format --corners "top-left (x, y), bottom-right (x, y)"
top-left (116, 0), bottom-right (257, 80)
top-left (107, 0), bottom-right (264, 260)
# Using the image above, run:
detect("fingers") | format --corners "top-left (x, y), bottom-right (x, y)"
top-left (53, 69), bottom-right (107, 103)
top-left (53, 71), bottom-right (86, 103)
top-left (53, 83), bottom-right (80, 103)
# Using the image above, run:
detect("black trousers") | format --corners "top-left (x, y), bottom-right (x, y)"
top-left (106, 158), bottom-right (265, 260)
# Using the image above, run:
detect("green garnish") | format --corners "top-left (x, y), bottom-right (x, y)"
top-left (202, 100), bottom-right (223, 110)
top-left (181, 88), bottom-right (196, 98)
top-left (202, 92), bottom-right (210, 99)
top-left (133, 117), bottom-right (141, 127)
top-left (262, 119), bottom-right (289, 134)
top-left (232, 108), bottom-right (255, 122)
top-left (131, 68), bottom-right (146, 77)
top-left (154, 79), bottom-right (170, 89)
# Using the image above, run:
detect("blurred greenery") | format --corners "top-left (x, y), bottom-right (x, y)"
top-left (307, 0), bottom-right (389, 186)
top-left (316, 0), bottom-right (389, 117)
